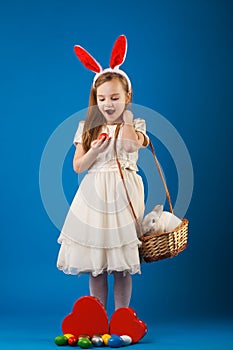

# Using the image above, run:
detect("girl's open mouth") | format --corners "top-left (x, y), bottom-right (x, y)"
top-left (105, 109), bottom-right (115, 115)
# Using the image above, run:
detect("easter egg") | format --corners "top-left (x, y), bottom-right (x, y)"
top-left (102, 334), bottom-right (111, 345)
top-left (78, 335), bottom-right (91, 340)
top-left (78, 337), bottom-right (92, 348)
top-left (120, 335), bottom-right (132, 345)
top-left (54, 335), bottom-right (68, 346)
top-left (98, 133), bottom-right (108, 140)
top-left (108, 335), bottom-right (123, 348)
top-left (68, 336), bottom-right (78, 346)
top-left (64, 333), bottom-right (74, 339)
top-left (91, 335), bottom-right (104, 347)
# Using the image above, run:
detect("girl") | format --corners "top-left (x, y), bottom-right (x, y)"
top-left (57, 36), bottom-right (149, 310)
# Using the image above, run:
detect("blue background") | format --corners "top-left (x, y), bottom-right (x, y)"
top-left (1, 0), bottom-right (233, 349)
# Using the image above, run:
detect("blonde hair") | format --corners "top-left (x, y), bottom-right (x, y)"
top-left (81, 72), bottom-right (132, 152)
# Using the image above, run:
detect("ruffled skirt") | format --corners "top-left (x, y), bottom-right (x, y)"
top-left (57, 169), bottom-right (145, 277)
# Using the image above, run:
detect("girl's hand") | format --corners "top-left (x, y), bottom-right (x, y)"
top-left (123, 110), bottom-right (134, 124)
top-left (90, 136), bottom-right (111, 155)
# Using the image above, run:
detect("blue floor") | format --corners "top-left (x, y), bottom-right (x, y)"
top-left (0, 316), bottom-right (233, 350)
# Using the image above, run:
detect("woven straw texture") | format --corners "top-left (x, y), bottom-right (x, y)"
top-left (139, 218), bottom-right (188, 262)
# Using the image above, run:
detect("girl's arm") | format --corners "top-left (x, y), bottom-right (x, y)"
top-left (73, 137), bottom-right (111, 173)
top-left (121, 110), bottom-right (147, 153)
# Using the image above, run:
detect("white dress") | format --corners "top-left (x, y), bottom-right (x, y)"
top-left (57, 118), bottom-right (149, 277)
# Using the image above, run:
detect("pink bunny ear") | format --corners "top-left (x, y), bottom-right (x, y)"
top-left (110, 35), bottom-right (127, 69)
top-left (74, 45), bottom-right (102, 73)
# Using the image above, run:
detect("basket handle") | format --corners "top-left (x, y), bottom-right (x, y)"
top-left (114, 124), bottom-right (143, 236)
top-left (148, 140), bottom-right (173, 214)
top-left (114, 124), bottom-right (174, 237)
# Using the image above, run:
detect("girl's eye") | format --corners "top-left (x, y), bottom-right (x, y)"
top-left (99, 98), bottom-right (105, 102)
top-left (112, 97), bottom-right (119, 101)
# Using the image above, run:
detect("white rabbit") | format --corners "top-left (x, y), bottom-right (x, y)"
top-left (141, 204), bottom-right (182, 235)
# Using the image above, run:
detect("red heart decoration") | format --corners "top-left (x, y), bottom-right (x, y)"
top-left (109, 307), bottom-right (147, 343)
top-left (62, 296), bottom-right (109, 338)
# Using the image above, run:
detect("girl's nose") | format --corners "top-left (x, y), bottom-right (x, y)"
top-left (105, 101), bottom-right (114, 107)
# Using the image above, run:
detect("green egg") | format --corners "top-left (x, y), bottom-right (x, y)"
top-left (78, 337), bottom-right (92, 348)
top-left (54, 335), bottom-right (68, 346)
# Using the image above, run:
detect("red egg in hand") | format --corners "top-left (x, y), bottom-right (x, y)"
top-left (98, 133), bottom-right (109, 141)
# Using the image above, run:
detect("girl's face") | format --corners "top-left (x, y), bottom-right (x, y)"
top-left (96, 79), bottom-right (130, 124)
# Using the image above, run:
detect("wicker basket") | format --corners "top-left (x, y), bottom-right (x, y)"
top-left (138, 139), bottom-right (189, 262)
top-left (114, 124), bottom-right (189, 263)
top-left (139, 218), bottom-right (188, 262)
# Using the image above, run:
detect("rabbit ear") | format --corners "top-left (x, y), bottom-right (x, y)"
top-left (153, 205), bottom-right (163, 216)
top-left (110, 35), bottom-right (127, 69)
top-left (74, 45), bottom-right (102, 73)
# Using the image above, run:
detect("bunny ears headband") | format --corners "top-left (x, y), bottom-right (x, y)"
top-left (74, 35), bottom-right (131, 91)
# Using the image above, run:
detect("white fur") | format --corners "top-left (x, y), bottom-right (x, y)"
top-left (141, 204), bottom-right (182, 235)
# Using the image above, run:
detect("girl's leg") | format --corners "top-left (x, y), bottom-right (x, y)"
top-left (89, 272), bottom-right (108, 308)
top-left (113, 271), bottom-right (132, 310)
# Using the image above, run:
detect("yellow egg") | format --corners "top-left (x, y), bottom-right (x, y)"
top-left (102, 334), bottom-right (111, 345)
top-left (64, 333), bottom-right (74, 339)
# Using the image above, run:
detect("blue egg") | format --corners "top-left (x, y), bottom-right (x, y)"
top-left (108, 335), bottom-right (123, 348)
